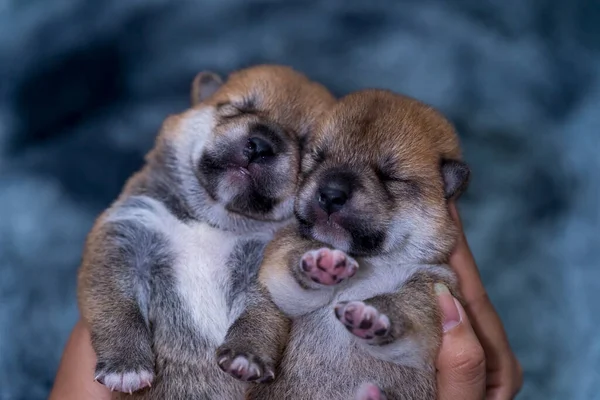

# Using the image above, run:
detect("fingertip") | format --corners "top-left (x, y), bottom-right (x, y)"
top-left (436, 291), bottom-right (483, 368)
top-left (447, 203), bottom-right (473, 266)
top-left (436, 296), bottom-right (486, 398)
top-left (448, 201), bottom-right (463, 230)
top-left (448, 200), bottom-right (458, 219)
top-left (435, 284), bottom-right (461, 332)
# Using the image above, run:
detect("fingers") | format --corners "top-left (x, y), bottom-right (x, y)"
top-left (435, 284), bottom-right (486, 400)
top-left (448, 202), bottom-right (523, 399)
top-left (448, 202), bottom-right (486, 303)
top-left (49, 320), bottom-right (112, 400)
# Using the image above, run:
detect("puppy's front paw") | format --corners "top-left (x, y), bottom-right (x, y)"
top-left (300, 248), bottom-right (358, 286)
top-left (94, 361), bottom-right (153, 393)
top-left (335, 301), bottom-right (391, 344)
top-left (355, 383), bottom-right (387, 400)
top-left (216, 346), bottom-right (275, 383)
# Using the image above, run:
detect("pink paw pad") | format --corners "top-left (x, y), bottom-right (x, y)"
top-left (335, 301), bottom-right (391, 341)
top-left (355, 383), bottom-right (387, 400)
top-left (300, 248), bottom-right (358, 286)
top-left (95, 370), bottom-right (153, 394)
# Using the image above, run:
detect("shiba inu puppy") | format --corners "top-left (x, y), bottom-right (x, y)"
top-left (77, 65), bottom-right (335, 399)
top-left (217, 89), bottom-right (470, 400)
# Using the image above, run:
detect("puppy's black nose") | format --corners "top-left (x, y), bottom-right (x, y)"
top-left (318, 180), bottom-right (351, 215)
top-left (244, 137), bottom-right (274, 163)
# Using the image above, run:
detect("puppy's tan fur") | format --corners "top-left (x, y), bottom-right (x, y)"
top-left (78, 65), bottom-right (334, 399)
top-left (218, 89), bottom-right (469, 400)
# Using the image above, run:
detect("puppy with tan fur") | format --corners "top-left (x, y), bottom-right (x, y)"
top-left (77, 65), bottom-right (335, 399)
top-left (217, 89), bottom-right (470, 399)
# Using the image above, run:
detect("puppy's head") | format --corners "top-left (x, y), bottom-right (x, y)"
top-left (163, 65), bottom-right (334, 228)
top-left (295, 90), bottom-right (469, 261)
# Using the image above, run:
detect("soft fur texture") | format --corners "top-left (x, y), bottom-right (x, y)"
top-left (0, 1), bottom-right (599, 400)
top-left (76, 65), bottom-right (333, 399)
top-left (217, 90), bottom-right (468, 399)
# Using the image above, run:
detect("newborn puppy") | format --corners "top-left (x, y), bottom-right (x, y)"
top-left (77, 65), bottom-right (334, 399)
top-left (216, 89), bottom-right (470, 400)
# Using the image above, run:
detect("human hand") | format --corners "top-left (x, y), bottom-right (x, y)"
top-left (435, 282), bottom-right (486, 399)
top-left (49, 320), bottom-right (111, 400)
top-left (435, 203), bottom-right (522, 400)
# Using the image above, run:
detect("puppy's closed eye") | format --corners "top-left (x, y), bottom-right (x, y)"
top-left (375, 167), bottom-right (401, 183)
top-left (374, 165), bottom-right (419, 200)
top-left (217, 101), bottom-right (256, 118)
top-left (374, 153), bottom-right (415, 185)
top-left (374, 162), bottom-right (411, 183)
top-left (311, 147), bottom-right (327, 163)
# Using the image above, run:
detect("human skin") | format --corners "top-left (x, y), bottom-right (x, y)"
top-left (445, 202), bottom-right (523, 400)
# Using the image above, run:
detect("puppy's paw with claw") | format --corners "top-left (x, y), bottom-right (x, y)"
top-left (335, 301), bottom-right (391, 344)
top-left (300, 248), bottom-right (358, 286)
top-left (94, 365), bottom-right (153, 394)
top-left (355, 383), bottom-right (387, 400)
top-left (216, 347), bottom-right (275, 383)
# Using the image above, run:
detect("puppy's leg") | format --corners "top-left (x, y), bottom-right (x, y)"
top-left (335, 270), bottom-right (458, 367)
top-left (260, 226), bottom-right (359, 318)
top-left (78, 209), bottom-right (169, 393)
top-left (217, 227), bottom-right (354, 383)
top-left (216, 284), bottom-right (289, 383)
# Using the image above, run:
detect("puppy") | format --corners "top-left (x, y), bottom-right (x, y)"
top-left (77, 65), bottom-right (335, 399)
top-left (216, 89), bottom-right (470, 399)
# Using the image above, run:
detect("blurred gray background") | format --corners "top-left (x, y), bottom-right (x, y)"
top-left (0, 0), bottom-right (599, 399)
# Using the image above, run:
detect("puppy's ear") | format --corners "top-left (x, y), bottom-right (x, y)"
top-left (441, 159), bottom-right (470, 199)
top-left (191, 71), bottom-right (223, 105)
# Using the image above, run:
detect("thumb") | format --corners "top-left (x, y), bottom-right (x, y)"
top-left (435, 284), bottom-right (486, 400)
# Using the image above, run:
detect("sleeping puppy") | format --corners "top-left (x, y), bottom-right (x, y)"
top-left (216, 89), bottom-right (470, 400)
top-left (77, 65), bottom-right (335, 399)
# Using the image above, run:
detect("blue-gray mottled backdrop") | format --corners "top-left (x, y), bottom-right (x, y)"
top-left (0, 1), bottom-right (599, 399)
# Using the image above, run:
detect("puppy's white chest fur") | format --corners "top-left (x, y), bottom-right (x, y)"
top-left (170, 221), bottom-right (238, 343)
top-left (106, 195), bottom-right (243, 344)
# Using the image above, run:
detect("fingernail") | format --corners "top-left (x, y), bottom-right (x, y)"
top-left (435, 283), bottom-right (461, 332)
top-left (434, 282), bottom-right (449, 296)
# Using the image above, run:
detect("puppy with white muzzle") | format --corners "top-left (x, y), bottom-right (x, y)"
top-left (77, 65), bottom-right (335, 399)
